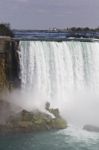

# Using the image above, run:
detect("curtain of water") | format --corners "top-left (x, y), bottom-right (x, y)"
top-left (19, 41), bottom-right (99, 101)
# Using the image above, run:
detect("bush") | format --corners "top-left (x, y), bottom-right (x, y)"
top-left (0, 24), bottom-right (13, 37)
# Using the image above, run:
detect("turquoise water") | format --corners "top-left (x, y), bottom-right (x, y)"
top-left (0, 127), bottom-right (99, 150)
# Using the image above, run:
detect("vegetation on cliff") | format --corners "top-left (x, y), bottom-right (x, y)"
top-left (0, 24), bottom-right (13, 37)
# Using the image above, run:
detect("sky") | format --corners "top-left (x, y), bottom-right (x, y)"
top-left (0, 0), bottom-right (99, 29)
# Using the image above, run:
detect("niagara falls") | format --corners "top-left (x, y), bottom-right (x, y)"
top-left (0, 0), bottom-right (99, 149)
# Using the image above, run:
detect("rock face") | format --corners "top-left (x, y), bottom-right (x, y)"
top-left (0, 101), bottom-right (67, 133)
top-left (0, 56), bottom-right (8, 91)
top-left (83, 125), bottom-right (99, 132)
top-left (0, 37), bottom-right (20, 91)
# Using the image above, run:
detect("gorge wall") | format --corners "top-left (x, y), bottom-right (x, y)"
top-left (0, 37), bottom-right (20, 91)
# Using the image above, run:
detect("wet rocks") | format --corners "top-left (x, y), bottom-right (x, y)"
top-left (83, 125), bottom-right (99, 132)
top-left (0, 101), bottom-right (67, 133)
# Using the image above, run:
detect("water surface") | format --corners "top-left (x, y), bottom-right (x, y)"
top-left (0, 127), bottom-right (99, 150)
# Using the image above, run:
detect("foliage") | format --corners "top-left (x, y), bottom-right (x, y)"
top-left (0, 24), bottom-right (13, 37)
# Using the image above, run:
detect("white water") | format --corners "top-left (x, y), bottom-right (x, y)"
top-left (19, 41), bottom-right (99, 126)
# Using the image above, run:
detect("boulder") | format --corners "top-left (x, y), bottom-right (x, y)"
top-left (0, 101), bottom-right (67, 133)
top-left (83, 125), bottom-right (99, 132)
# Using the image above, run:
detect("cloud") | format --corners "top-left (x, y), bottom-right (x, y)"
top-left (0, 0), bottom-right (99, 29)
top-left (12, 0), bottom-right (29, 2)
top-left (17, 0), bottom-right (28, 2)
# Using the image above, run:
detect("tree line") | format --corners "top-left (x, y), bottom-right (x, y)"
top-left (0, 24), bottom-right (13, 37)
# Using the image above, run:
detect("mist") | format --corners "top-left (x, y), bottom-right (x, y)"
top-left (1, 88), bottom-right (99, 128)
top-left (59, 91), bottom-right (99, 127)
top-left (0, 89), bottom-right (54, 124)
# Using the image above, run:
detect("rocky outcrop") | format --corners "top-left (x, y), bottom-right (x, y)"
top-left (83, 125), bottom-right (99, 133)
top-left (0, 101), bottom-right (67, 133)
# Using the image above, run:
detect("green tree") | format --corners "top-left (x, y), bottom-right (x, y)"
top-left (0, 24), bottom-right (13, 37)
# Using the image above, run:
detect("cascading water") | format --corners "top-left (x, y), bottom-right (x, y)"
top-left (19, 41), bottom-right (99, 93)
top-left (19, 41), bottom-right (99, 125)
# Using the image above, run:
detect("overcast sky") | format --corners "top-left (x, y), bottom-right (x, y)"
top-left (0, 0), bottom-right (99, 29)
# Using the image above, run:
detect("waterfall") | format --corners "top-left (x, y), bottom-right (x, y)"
top-left (18, 40), bottom-right (99, 125)
top-left (19, 41), bottom-right (99, 99)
